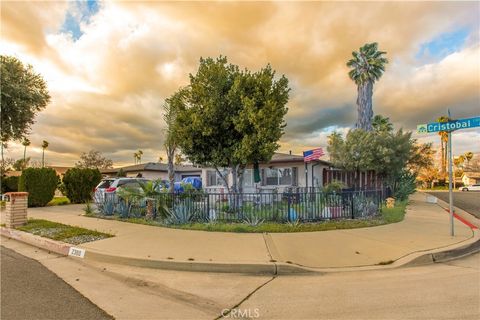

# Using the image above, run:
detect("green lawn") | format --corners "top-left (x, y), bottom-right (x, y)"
top-left (89, 199), bottom-right (409, 233)
top-left (380, 200), bottom-right (408, 224)
top-left (16, 219), bottom-right (113, 244)
top-left (47, 196), bottom-right (71, 206)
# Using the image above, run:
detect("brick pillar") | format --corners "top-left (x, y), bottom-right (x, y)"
top-left (4, 192), bottom-right (28, 228)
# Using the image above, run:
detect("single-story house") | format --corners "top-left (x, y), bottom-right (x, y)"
top-left (100, 153), bottom-right (333, 192)
top-left (3, 166), bottom-right (72, 178)
top-left (201, 152), bottom-right (333, 193)
top-left (100, 163), bottom-right (203, 181)
top-left (47, 166), bottom-right (73, 177)
top-left (461, 171), bottom-right (480, 186)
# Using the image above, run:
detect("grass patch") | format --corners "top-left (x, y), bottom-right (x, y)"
top-left (47, 196), bottom-right (71, 206)
top-left (381, 200), bottom-right (408, 224)
top-left (16, 219), bottom-right (113, 244)
top-left (163, 219), bottom-right (387, 233)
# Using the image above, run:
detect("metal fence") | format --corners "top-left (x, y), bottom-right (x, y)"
top-left (95, 189), bottom-right (386, 223)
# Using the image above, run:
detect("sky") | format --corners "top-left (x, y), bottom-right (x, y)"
top-left (1, 0), bottom-right (479, 167)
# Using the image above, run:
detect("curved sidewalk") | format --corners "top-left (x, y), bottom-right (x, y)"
top-left (5, 192), bottom-right (478, 273)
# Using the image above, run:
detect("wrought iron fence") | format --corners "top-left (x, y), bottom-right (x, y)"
top-left (95, 189), bottom-right (386, 223)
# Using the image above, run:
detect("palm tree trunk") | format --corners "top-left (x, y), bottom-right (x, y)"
top-left (166, 144), bottom-right (175, 194)
top-left (42, 149), bottom-right (45, 167)
top-left (1, 142), bottom-right (4, 176)
top-left (356, 81), bottom-right (373, 131)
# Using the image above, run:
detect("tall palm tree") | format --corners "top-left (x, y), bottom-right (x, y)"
top-left (347, 42), bottom-right (388, 131)
top-left (41, 140), bottom-right (49, 167)
top-left (22, 138), bottom-right (31, 164)
top-left (464, 151), bottom-right (474, 169)
top-left (137, 150), bottom-right (143, 164)
top-left (133, 152), bottom-right (138, 164)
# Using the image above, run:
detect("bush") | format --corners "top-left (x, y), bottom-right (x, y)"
top-left (1, 176), bottom-right (19, 193)
top-left (18, 168), bottom-right (59, 207)
top-left (323, 180), bottom-right (345, 193)
top-left (394, 171), bottom-right (417, 201)
top-left (62, 168), bottom-right (102, 203)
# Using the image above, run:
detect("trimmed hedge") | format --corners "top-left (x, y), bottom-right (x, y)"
top-left (18, 168), bottom-right (59, 207)
top-left (62, 168), bottom-right (102, 203)
top-left (1, 176), bottom-right (19, 193)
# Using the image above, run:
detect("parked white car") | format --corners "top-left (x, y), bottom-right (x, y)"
top-left (460, 184), bottom-right (480, 191)
top-left (94, 177), bottom-right (149, 201)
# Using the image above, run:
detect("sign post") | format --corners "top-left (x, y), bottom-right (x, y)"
top-left (447, 130), bottom-right (454, 236)
top-left (417, 115), bottom-right (480, 237)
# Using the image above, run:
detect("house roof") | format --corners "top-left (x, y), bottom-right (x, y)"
top-left (100, 162), bottom-right (202, 174)
top-left (101, 152), bottom-right (331, 174)
top-left (47, 166), bottom-right (73, 175)
top-left (462, 171), bottom-right (480, 179)
top-left (267, 152), bottom-right (331, 166)
top-left (4, 170), bottom-right (21, 177)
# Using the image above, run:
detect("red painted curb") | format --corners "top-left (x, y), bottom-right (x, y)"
top-left (442, 208), bottom-right (478, 229)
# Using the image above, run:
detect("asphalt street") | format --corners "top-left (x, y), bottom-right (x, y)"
top-left (1, 239), bottom-right (479, 319)
top-left (426, 191), bottom-right (480, 218)
top-left (0, 246), bottom-right (112, 320)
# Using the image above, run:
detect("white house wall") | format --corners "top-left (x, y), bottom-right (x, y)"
top-left (201, 161), bottom-right (330, 191)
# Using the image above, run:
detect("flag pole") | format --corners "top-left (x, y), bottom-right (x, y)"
top-left (305, 162), bottom-right (308, 189)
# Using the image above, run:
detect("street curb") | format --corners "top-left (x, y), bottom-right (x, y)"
top-left (2, 226), bottom-right (478, 275)
top-left (83, 249), bottom-right (313, 275)
top-left (1, 227), bottom-right (71, 256)
top-left (402, 236), bottom-right (480, 267)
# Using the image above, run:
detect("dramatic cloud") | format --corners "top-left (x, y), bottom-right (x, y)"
top-left (1, 1), bottom-right (479, 166)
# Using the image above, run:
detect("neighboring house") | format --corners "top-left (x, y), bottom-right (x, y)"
top-left (461, 171), bottom-right (480, 186)
top-left (47, 166), bottom-right (73, 178)
top-left (201, 152), bottom-right (332, 193)
top-left (100, 163), bottom-right (203, 181)
top-left (4, 170), bottom-right (21, 177)
top-left (4, 166), bottom-right (72, 178)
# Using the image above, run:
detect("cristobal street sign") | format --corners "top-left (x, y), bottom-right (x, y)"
top-left (416, 113), bottom-right (479, 237)
top-left (417, 116), bottom-right (480, 134)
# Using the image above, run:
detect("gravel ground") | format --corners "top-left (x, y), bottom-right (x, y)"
top-left (62, 234), bottom-right (109, 245)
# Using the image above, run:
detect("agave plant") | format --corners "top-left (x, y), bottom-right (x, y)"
top-left (243, 215), bottom-right (264, 227)
top-left (286, 219), bottom-right (301, 228)
top-left (94, 192), bottom-right (115, 216)
top-left (164, 204), bottom-right (197, 224)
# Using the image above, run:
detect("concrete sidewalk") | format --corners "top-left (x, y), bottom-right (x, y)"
top-left (4, 192), bottom-right (477, 270)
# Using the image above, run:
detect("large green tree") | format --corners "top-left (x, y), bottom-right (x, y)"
top-left (173, 56), bottom-right (290, 192)
top-left (327, 116), bottom-right (433, 196)
top-left (1, 56), bottom-right (50, 142)
top-left (347, 43), bottom-right (388, 131)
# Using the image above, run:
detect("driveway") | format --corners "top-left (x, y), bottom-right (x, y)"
top-left (426, 191), bottom-right (480, 218)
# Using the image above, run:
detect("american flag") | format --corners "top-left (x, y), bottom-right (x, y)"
top-left (303, 148), bottom-right (325, 162)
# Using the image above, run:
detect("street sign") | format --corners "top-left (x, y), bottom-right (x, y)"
top-left (416, 113), bottom-right (479, 237)
top-left (417, 116), bottom-right (480, 134)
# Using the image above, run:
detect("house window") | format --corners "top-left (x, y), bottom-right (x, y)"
top-left (206, 170), bottom-right (226, 187)
top-left (265, 168), bottom-right (293, 186)
top-left (243, 169), bottom-right (254, 187)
